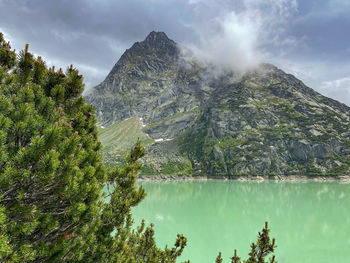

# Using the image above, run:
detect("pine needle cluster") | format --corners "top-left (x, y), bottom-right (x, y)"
top-left (215, 222), bottom-right (277, 263)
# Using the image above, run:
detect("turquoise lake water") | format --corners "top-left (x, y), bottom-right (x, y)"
top-left (132, 180), bottom-right (350, 263)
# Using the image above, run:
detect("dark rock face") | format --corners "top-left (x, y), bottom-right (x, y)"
top-left (86, 32), bottom-right (350, 176)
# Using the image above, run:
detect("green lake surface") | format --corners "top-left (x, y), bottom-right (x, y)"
top-left (132, 180), bottom-right (350, 263)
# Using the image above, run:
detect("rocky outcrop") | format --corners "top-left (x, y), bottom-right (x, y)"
top-left (86, 32), bottom-right (350, 176)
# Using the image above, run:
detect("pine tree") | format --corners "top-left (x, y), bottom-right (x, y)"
top-left (0, 33), bottom-right (187, 263)
top-left (216, 222), bottom-right (277, 263)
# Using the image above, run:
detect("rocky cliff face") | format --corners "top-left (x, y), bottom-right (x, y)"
top-left (86, 31), bottom-right (350, 176)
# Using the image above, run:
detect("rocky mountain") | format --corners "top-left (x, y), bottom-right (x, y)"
top-left (85, 31), bottom-right (350, 176)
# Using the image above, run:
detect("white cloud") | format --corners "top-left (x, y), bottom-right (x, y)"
top-left (180, 0), bottom-right (299, 73)
top-left (181, 10), bottom-right (262, 72)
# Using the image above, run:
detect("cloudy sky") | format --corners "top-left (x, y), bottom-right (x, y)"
top-left (0, 0), bottom-right (349, 105)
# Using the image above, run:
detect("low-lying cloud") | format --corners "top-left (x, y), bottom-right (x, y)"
top-left (180, 0), bottom-right (299, 73)
top-left (181, 11), bottom-right (261, 72)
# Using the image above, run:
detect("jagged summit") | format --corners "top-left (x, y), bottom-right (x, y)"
top-left (86, 32), bottom-right (350, 177)
top-left (144, 31), bottom-right (173, 44)
top-left (126, 30), bottom-right (177, 57)
top-left (103, 31), bottom-right (178, 82)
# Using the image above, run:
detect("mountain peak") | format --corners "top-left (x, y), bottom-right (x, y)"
top-left (101, 31), bottom-right (179, 84)
top-left (144, 31), bottom-right (172, 43)
top-left (121, 31), bottom-right (178, 60)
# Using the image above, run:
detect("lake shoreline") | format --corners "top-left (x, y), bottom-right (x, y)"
top-left (137, 174), bottom-right (350, 182)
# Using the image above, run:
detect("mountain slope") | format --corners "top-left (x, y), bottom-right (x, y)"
top-left (86, 31), bottom-right (350, 176)
top-left (98, 117), bottom-right (154, 164)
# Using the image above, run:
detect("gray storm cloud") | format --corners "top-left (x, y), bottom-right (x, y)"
top-left (1, 0), bottom-right (350, 105)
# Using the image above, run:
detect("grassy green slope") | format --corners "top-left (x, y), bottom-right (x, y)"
top-left (98, 117), bottom-right (154, 164)
top-left (98, 116), bottom-right (193, 175)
